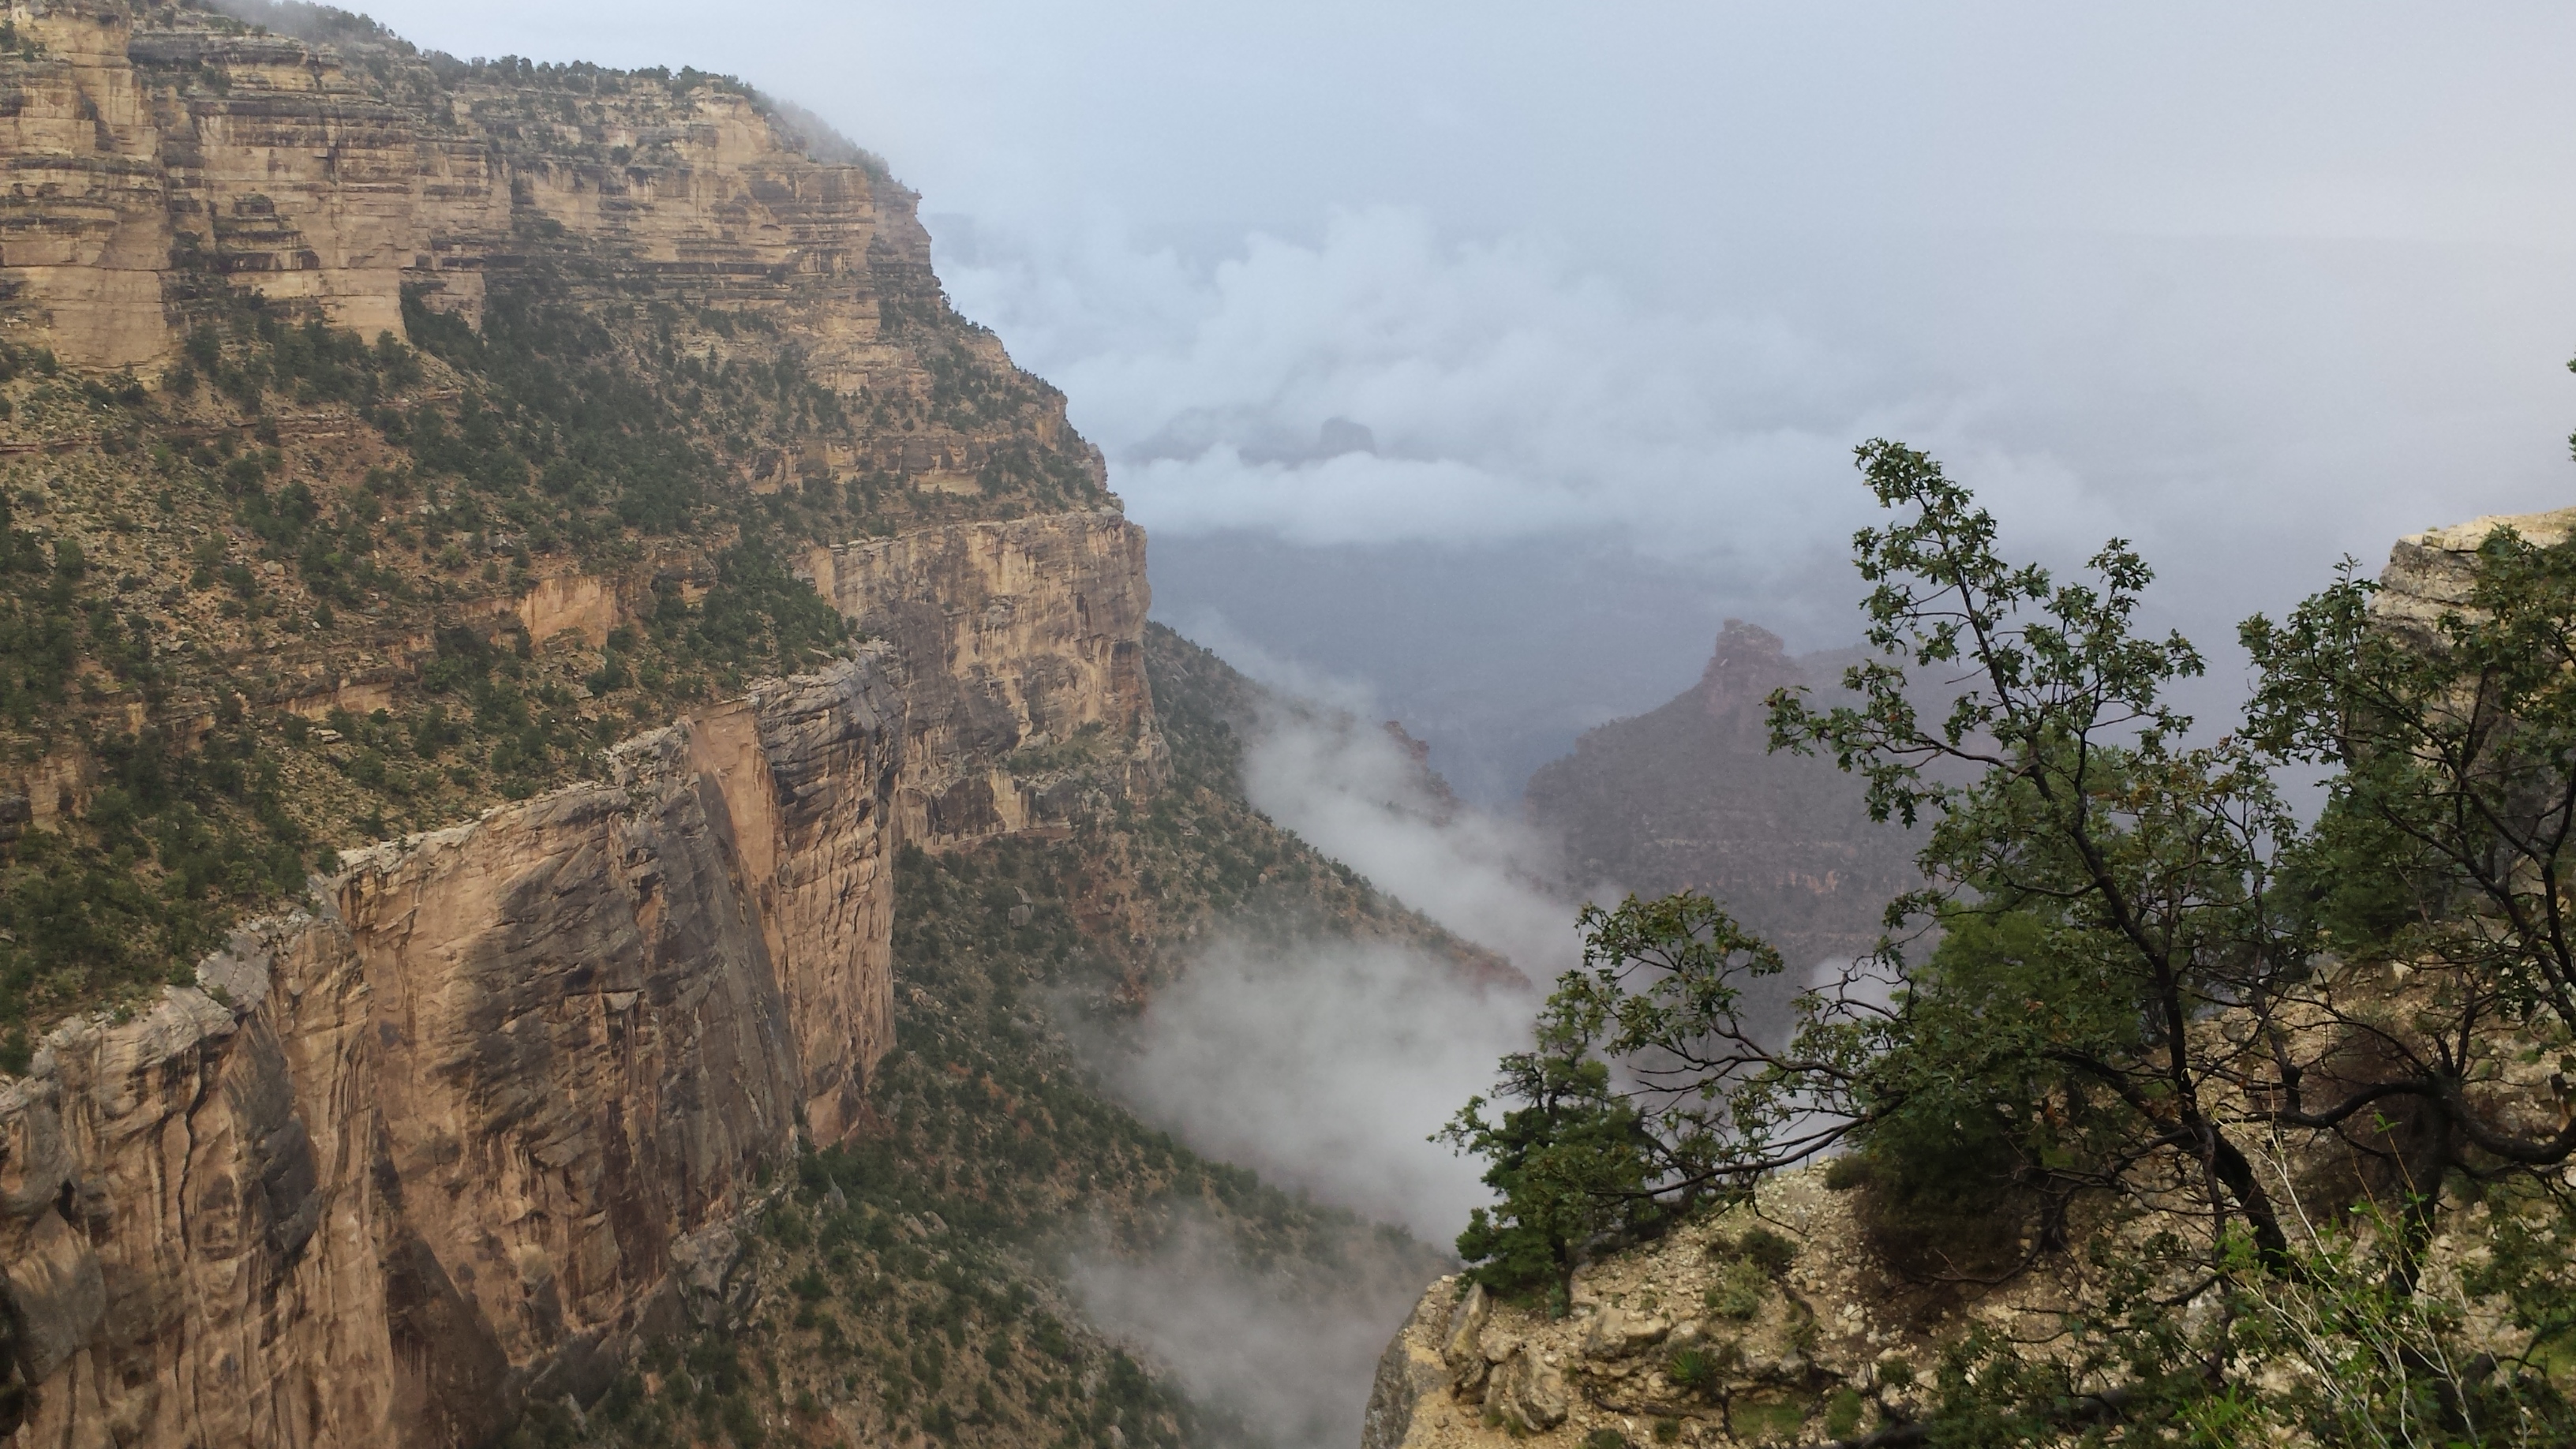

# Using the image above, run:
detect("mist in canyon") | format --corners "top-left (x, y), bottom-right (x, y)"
top-left (1069, 704), bottom-right (1593, 1447)
top-left (253, 0), bottom-right (2576, 1438)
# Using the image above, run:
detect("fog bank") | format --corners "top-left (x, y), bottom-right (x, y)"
top-left (1069, 1215), bottom-right (1433, 1449)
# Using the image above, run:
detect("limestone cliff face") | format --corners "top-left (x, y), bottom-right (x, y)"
top-left (0, 507), bottom-right (1163, 1445)
top-left (0, 657), bottom-right (906, 1447)
top-left (805, 510), bottom-right (1164, 848)
top-left (1365, 1174), bottom-right (1930, 1449)
top-left (0, 492), bottom-right (1167, 1445)
top-left (2373, 504), bottom-right (2576, 635)
top-left (0, 7), bottom-right (1177, 1443)
top-left (0, 0), bottom-right (1040, 473)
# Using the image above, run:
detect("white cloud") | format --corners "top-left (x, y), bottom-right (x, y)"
top-left (944, 206), bottom-right (1889, 573)
top-left (1234, 705), bottom-right (1593, 968)
top-left (1069, 1213), bottom-right (1435, 1449)
top-left (1109, 938), bottom-right (1533, 1244)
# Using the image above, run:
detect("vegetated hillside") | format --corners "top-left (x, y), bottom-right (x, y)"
top-left (0, 0), bottom-right (1106, 1059)
top-left (504, 624), bottom-right (1473, 1449)
top-left (1522, 620), bottom-right (1916, 968)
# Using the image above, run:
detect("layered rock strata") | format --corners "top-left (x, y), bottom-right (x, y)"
top-left (0, 7), bottom-right (1187, 1445)
top-left (0, 483), bottom-right (1165, 1445)
top-left (0, 659), bottom-right (907, 1446)
top-left (0, 486), bottom-right (1166, 1444)
top-left (806, 510), bottom-right (1164, 848)
top-left (2372, 504), bottom-right (2576, 635)
top-left (0, 0), bottom-right (1091, 504)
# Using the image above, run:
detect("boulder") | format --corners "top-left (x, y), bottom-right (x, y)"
top-left (1444, 1281), bottom-right (1494, 1397)
top-left (1582, 1305), bottom-right (1672, 1359)
top-left (1364, 1285), bottom-right (1458, 1449)
top-left (1491, 1346), bottom-right (1571, 1430)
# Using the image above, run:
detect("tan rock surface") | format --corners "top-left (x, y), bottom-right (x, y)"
top-left (807, 510), bottom-right (1167, 848)
top-left (0, 9), bottom-right (1192, 1447)
top-left (2374, 504), bottom-right (2576, 636)
top-left (1361, 1170), bottom-right (2046, 1449)
top-left (0, 497), bottom-right (1164, 1445)
top-left (0, 653), bottom-right (900, 1446)
top-left (0, 1), bottom-right (945, 380)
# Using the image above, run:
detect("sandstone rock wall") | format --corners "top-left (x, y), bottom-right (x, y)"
top-left (0, 0), bottom-right (946, 386)
top-left (0, 658), bottom-right (906, 1447)
top-left (0, 9), bottom-right (1174, 1444)
top-left (2373, 504), bottom-right (2576, 636)
top-left (806, 511), bottom-right (1166, 849)
top-left (0, 495), bottom-right (1167, 1447)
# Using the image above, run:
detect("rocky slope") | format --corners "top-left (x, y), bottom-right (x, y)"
top-left (1522, 621), bottom-right (1915, 968)
top-left (1366, 1170), bottom-right (1934, 1449)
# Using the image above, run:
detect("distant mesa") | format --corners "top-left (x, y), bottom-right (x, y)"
top-left (1523, 619), bottom-right (1918, 967)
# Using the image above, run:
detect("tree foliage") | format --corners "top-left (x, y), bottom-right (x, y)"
top-left (1447, 437), bottom-right (2576, 1436)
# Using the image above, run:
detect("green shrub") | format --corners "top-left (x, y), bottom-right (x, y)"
top-left (1824, 1386), bottom-right (1865, 1438)
top-left (1705, 1259), bottom-right (1768, 1321)
top-left (1667, 1346), bottom-right (1717, 1391)
top-left (1735, 1226), bottom-right (1799, 1274)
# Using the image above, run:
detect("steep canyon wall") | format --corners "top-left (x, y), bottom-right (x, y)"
top-left (1, 0), bottom-right (913, 384)
top-left (2, 506), bottom-right (1159, 1446)
top-left (0, 4), bottom-right (1164, 1444)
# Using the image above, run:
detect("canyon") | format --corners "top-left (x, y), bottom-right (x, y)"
top-left (0, 3), bottom-right (1187, 1444)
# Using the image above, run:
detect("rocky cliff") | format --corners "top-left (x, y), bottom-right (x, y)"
top-left (2, 657), bottom-right (906, 1446)
top-left (1365, 1173), bottom-right (1926, 1449)
top-left (0, 521), bottom-right (1160, 1447)
top-left (0, 0), bottom-right (953, 397)
top-left (806, 511), bottom-right (1163, 849)
top-left (0, 3), bottom-right (1187, 1443)
top-left (2372, 504), bottom-right (2576, 634)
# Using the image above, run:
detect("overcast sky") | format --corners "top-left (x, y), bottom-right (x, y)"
top-left (350, 0), bottom-right (2576, 796)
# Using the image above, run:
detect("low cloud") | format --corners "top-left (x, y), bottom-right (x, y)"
top-left (942, 206), bottom-right (1885, 587)
top-left (1069, 1213), bottom-right (1436, 1449)
top-left (944, 204), bottom-right (2576, 683)
top-left (1236, 706), bottom-right (1593, 971)
top-left (1109, 936), bottom-right (1533, 1244)
top-left (1092, 700), bottom-right (1608, 1245)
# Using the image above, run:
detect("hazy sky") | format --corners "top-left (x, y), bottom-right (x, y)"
top-left (350, 0), bottom-right (2576, 794)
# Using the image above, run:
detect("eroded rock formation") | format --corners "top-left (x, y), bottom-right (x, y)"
top-left (806, 511), bottom-right (1164, 848)
top-left (2, 487), bottom-right (1164, 1440)
top-left (0, 657), bottom-right (899, 1444)
top-left (0, 8), bottom-right (1173, 1434)
top-left (0, 0), bottom-right (960, 399)
top-left (1523, 620), bottom-right (1917, 968)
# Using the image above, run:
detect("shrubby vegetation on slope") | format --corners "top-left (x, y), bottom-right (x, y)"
top-left (1449, 441), bottom-right (2576, 1444)
top-left (0, 132), bottom-right (1110, 1050)
top-left (500, 627), bottom-right (1469, 1449)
